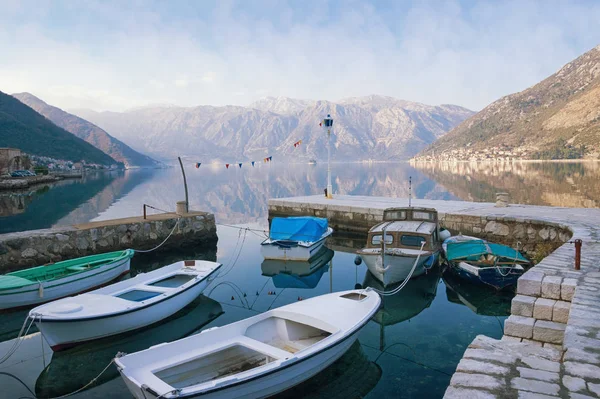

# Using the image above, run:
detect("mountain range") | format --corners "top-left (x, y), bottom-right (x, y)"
top-left (71, 95), bottom-right (474, 162)
top-left (417, 45), bottom-right (600, 160)
top-left (0, 91), bottom-right (116, 166)
top-left (12, 93), bottom-right (161, 168)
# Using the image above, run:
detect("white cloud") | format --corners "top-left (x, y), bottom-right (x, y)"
top-left (174, 78), bottom-right (189, 88)
top-left (0, 0), bottom-right (599, 112)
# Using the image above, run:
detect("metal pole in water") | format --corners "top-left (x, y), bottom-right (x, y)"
top-left (178, 157), bottom-right (189, 213)
top-left (329, 258), bottom-right (333, 293)
top-left (409, 176), bottom-right (412, 207)
top-left (323, 114), bottom-right (333, 199)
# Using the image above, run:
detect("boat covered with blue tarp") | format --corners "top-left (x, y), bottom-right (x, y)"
top-left (442, 235), bottom-right (530, 290)
top-left (269, 217), bottom-right (329, 242)
top-left (262, 217), bottom-right (333, 261)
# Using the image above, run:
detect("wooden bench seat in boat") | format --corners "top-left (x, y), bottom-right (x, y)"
top-left (0, 275), bottom-right (35, 290)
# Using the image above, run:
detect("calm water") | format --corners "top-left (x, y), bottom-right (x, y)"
top-left (1, 161), bottom-right (598, 398)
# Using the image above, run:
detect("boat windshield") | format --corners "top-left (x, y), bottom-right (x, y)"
top-left (371, 234), bottom-right (393, 245)
top-left (412, 211), bottom-right (435, 222)
top-left (400, 235), bottom-right (427, 248)
top-left (383, 210), bottom-right (406, 221)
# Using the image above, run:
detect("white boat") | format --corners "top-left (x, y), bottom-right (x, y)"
top-left (29, 260), bottom-right (221, 351)
top-left (261, 217), bottom-right (333, 261)
top-left (357, 207), bottom-right (444, 286)
top-left (0, 249), bottom-right (134, 311)
top-left (115, 289), bottom-right (381, 399)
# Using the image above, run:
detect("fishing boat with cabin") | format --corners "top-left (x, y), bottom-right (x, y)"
top-left (29, 260), bottom-right (221, 351)
top-left (0, 249), bottom-right (134, 311)
top-left (357, 207), bottom-right (449, 286)
top-left (442, 235), bottom-right (530, 290)
top-left (115, 289), bottom-right (381, 399)
top-left (261, 216), bottom-right (333, 261)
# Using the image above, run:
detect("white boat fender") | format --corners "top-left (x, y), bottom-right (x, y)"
top-left (38, 282), bottom-right (44, 298)
top-left (375, 256), bottom-right (390, 274)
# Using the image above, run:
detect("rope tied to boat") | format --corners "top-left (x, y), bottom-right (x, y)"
top-left (47, 358), bottom-right (117, 398)
top-left (369, 241), bottom-right (426, 297)
top-left (0, 313), bottom-right (40, 365)
top-left (495, 241), bottom-right (522, 277)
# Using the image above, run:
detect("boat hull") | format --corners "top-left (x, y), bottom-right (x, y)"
top-left (120, 322), bottom-right (364, 399)
top-left (0, 258), bottom-right (131, 311)
top-left (447, 261), bottom-right (524, 290)
top-left (261, 235), bottom-right (330, 261)
top-left (360, 251), bottom-right (438, 286)
top-left (33, 273), bottom-right (213, 351)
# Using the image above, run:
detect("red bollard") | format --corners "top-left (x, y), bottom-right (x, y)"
top-left (574, 239), bottom-right (582, 270)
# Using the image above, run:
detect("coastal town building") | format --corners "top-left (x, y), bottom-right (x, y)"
top-left (0, 148), bottom-right (23, 175)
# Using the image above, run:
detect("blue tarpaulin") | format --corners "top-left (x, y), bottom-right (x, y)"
top-left (269, 217), bottom-right (328, 242)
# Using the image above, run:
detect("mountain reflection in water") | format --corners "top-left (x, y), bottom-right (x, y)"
top-left (2, 161), bottom-right (598, 234)
top-left (413, 161), bottom-right (600, 208)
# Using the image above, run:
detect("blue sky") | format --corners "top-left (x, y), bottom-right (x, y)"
top-left (1, 0), bottom-right (599, 111)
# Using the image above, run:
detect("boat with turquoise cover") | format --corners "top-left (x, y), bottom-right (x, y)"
top-left (442, 235), bottom-right (529, 290)
top-left (0, 249), bottom-right (134, 311)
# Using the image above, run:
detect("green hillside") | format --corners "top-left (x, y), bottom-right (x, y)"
top-left (0, 91), bottom-right (118, 166)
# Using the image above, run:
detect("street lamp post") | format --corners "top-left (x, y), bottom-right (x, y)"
top-left (322, 114), bottom-right (333, 199)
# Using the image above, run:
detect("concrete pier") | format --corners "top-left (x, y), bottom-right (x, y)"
top-left (269, 194), bottom-right (600, 398)
top-left (0, 211), bottom-right (217, 273)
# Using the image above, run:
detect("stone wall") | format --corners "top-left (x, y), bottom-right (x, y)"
top-left (439, 214), bottom-right (573, 259)
top-left (0, 211), bottom-right (217, 273)
top-left (268, 203), bottom-right (573, 258)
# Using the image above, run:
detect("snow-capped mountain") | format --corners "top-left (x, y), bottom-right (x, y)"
top-left (72, 95), bottom-right (474, 162)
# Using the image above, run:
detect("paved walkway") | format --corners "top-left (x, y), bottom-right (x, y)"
top-left (269, 195), bottom-right (600, 398)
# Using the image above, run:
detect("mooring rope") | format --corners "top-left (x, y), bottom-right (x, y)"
top-left (368, 242), bottom-right (427, 297)
top-left (0, 313), bottom-right (39, 365)
top-left (216, 229), bottom-right (249, 279)
top-left (132, 217), bottom-right (181, 253)
top-left (48, 359), bottom-right (116, 399)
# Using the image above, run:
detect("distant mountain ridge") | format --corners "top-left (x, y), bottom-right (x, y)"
top-left (417, 45), bottom-right (600, 160)
top-left (71, 95), bottom-right (474, 162)
top-left (0, 91), bottom-right (117, 166)
top-left (13, 93), bottom-right (161, 168)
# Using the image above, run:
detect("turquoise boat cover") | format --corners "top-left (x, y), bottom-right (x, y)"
top-left (446, 240), bottom-right (529, 263)
top-left (269, 217), bottom-right (328, 242)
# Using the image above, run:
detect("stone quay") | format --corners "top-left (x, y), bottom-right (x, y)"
top-left (268, 194), bottom-right (600, 398)
top-left (0, 210), bottom-right (217, 273)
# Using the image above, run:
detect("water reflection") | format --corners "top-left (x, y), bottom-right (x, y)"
top-left (365, 269), bottom-right (441, 328)
top-left (442, 270), bottom-right (512, 317)
top-left (413, 161), bottom-right (600, 208)
top-left (261, 248), bottom-right (334, 289)
top-left (34, 295), bottom-right (223, 398)
top-left (3, 161), bottom-right (598, 235)
top-left (92, 163), bottom-right (457, 226)
top-left (0, 170), bottom-right (155, 234)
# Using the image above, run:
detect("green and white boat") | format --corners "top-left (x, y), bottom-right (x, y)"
top-left (0, 249), bottom-right (134, 311)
